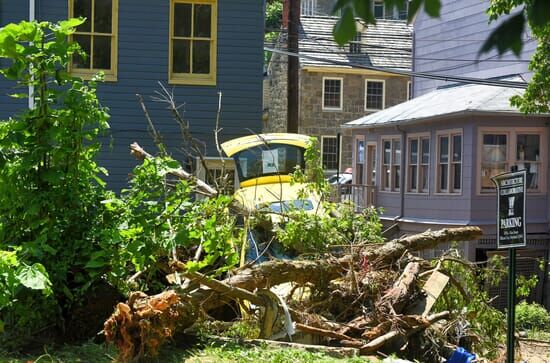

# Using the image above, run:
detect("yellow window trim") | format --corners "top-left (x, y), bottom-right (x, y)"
top-left (67, 0), bottom-right (118, 82)
top-left (169, 0), bottom-right (217, 86)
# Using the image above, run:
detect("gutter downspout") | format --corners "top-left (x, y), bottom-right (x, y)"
top-left (28, 0), bottom-right (35, 110)
top-left (396, 126), bottom-right (406, 221)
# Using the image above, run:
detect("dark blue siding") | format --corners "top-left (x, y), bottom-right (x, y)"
top-left (0, 0), bottom-right (264, 191)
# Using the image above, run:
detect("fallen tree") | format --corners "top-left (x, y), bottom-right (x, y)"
top-left (104, 226), bottom-right (484, 362)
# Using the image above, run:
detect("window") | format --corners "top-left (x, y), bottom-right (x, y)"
top-left (381, 136), bottom-right (401, 192)
top-left (407, 81), bottom-right (412, 100)
top-left (301, 0), bottom-right (316, 16)
top-left (322, 77), bottom-right (343, 110)
top-left (195, 157), bottom-right (236, 195)
top-left (479, 128), bottom-right (546, 193)
top-left (355, 138), bottom-right (365, 184)
top-left (169, 0), bottom-right (217, 85)
top-left (373, 0), bottom-right (385, 18)
top-left (407, 135), bottom-right (429, 193)
top-left (365, 80), bottom-right (385, 111)
top-left (437, 130), bottom-right (462, 193)
top-left (349, 32), bottom-right (362, 54)
top-left (69, 0), bottom-right (118, 81)
top-left (321, 136), bottom-right (339, 171)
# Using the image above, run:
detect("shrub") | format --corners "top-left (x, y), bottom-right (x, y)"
top-left (516, 300), bottom-right (550, 331)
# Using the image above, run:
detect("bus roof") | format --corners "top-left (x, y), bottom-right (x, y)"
top-left (221, 133), bottom-right (311, 157)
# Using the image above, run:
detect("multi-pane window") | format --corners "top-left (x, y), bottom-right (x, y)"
top-left (170, 0), bottom-right (217, 85)
top-left (301, 0), bottom-right (316, 16)
top-left (70, 0), bottom-right (118, 81)
top-left (382, 137), bottom-right (401, 191)
top-left (437, 131), bottom-right (462, 193)
top-left (349, 32), bottom-right (362, 54)
top-left (480, 129), bottom-right (544, 193)
top-left (398, 1), bottom-right (408, 19)
top-left (365, 80), bottom-right (384, 111)
top-left (407, 136), bottom-right (429, 193)
top-left (322, 78), bottom-right (342, 110)
top-left (321, 136), bottom-right (339, 170)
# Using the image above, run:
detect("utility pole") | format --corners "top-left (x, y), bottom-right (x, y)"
top-left (287, 0), bottom-right (300, 133)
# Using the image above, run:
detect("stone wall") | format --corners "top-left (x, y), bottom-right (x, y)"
top-left (299, 70), bottom-right (409, 170)
top-left (264, 49), bottom-right (288, 133)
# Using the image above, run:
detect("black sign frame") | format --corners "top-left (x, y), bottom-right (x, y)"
top-left (491, 170), bottom-right (527, 249)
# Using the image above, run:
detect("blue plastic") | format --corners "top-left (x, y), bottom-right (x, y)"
top-left (447, 347), bottom-right (476, 363)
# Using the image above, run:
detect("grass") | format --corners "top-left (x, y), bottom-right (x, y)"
top-left (0, 340), bottom-right (377, 363)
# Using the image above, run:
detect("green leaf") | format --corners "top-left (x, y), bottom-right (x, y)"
top-left (527, 0), bottom-right (550, 29)
top-left (16, 263), bottom-right (52, 295)
top-left (424, 0), bottom-right (441, 17)
top-left (8, 93), bottom-right (28, 99)
top-left (333, 7), bottom-right (357, 45)
top-left (479, 12), bottom-right (525, 56)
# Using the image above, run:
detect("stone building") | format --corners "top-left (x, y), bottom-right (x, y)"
top-left (265, 16), bottom-right (412, 174)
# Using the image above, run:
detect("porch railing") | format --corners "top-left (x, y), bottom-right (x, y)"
top-left (329, 184), bottom-right (376, 210)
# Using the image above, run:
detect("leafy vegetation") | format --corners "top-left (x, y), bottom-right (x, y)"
top-left (265, 0), bottom-right (283, 65)
top-left (0, 19), bottom-right (111, 346)
top-left (516, 300), bottom-right (550, 331)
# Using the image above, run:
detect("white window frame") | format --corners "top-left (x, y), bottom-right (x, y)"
top-left (477, 127), bottom-right (547, 195)
top-left (435, 129), bottom-right (463, 195)
top-left (301, 0), bottom-right (316, 16)
top-left (322, 77), bottom-right (343, 111)
top-left (195, 157), bottom-right (237, 195)
top-left (373, 0), bottom-right (385, 18)
top-left (364, 79), bottom-right (385, 111)
top-left (380, 135), bottom-right (401, 193)
top-left (320, 135), bottom-right (342, 172)
top-left (406, 133), bottom-right (430, 194)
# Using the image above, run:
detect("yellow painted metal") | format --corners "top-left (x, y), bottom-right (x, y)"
top-left (221, 133), bottom-right (311, 157)
top-left (239, 175), bottom-right (292, 188)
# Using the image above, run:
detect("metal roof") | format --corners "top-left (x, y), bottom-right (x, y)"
top-left (299, 16), bottom-right (412, 70)
top-left (345, 82), bottom-right (536, 128)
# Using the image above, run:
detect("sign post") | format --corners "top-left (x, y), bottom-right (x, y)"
top-left (491, 170), bottom-right (526, 363)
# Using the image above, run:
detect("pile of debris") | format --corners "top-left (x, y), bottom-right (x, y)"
top-left (104, 225), bottom-right (493, 362)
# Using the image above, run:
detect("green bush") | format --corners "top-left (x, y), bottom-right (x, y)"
top-left (516, 300), bottom-right (550, 331)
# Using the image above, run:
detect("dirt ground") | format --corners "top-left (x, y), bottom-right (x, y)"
top-left (518, 340), bottom-right (550, 363)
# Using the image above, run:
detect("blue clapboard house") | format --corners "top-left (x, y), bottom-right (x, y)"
top-left (0, 0), bottom-right (264, 190)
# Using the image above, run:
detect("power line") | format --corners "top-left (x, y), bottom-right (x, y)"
top-left (265, 47), bottom-right (528, 89)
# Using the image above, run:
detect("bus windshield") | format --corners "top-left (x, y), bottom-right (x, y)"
top-left (233, 143), bottom-right (306, 182)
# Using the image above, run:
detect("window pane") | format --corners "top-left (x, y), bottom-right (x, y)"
top-left (384, 166), bottom-right (390, 189)
top-left (194, 4), bottom-right (212, 38)
top-left (440, 164), bottom-right (448, 190)
top-left (72, 34), bottom-right (91, 68)
top-left (93, 36), bottom-right (111, 69)
top-left (421, 138), bottom-right (430, 164)
top-left (357, 140), bottom-right (364, 164)
top-left (409, 139), bottom-right (418, 164)
top-left (374, 1), bottom-right (384, 18)
top-left (482, 134), bottom-right (507, 162)
top-left (394, 166), bottom-right (400, 189)
top-left (453, 164), bottom-right (461, 190)
top-left (94, 0), bottom-right (112, 33)
top-left (452, 135), bottom-right (461, 162)
top-left (174, 3), bottom-right (192, 37)
top-left (517, 134), bottom-right (539, 161)
top-left (173, 39), bottom-right (190, 73)
top-left (420, 165), bottom-right (429, 191)
top-left (410, 165), bottom-right (417, 191)
top-left (481, 162), bottom-right (506, 190)
top-left (439, 136), bottom-right (449, 163)
top-left (349, 32), bottom-right (361, 54)
top-left (366, 81), bottom-right (384, 110)
top-left (383, 141), bottom-right (391, 165)
top-left (393, 140), bottom-right (400, 165)
top-left (74, 0), bottom-right (92, 32)
top-left (525, 163), bottom-right (539, 190)
top-left (192, 40), bottom-right (211, 74)
top-left (323, 79), bottom-right (341, 108)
